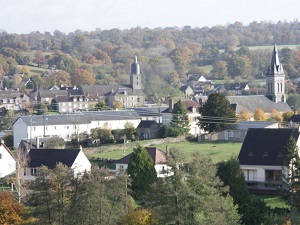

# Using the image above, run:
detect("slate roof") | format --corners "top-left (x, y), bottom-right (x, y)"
top-left (17, 110), bottom-right (141, 126)
top-left (80, 84), bottom-right (126, 96)
top-left (27, 148), bottom-right (81, 168)
top-left (288, 114), bottom-right (300, 123)
top-left (228, 83), bottom-right (248, 91)
top-left (162, 99), bottom-right (200, 113)
top-left (137, 120), bottom-right (159, 129)
top-left (133, 107), bottom-right (168, 117)
top-left (238, 128), bottom-right (299, 166)
top-left (114, 147), bottom-right (167, 165)
top-left (227, 95), bottom-right (291, 114)
top-left (38, 90), bottom-right (68, 98)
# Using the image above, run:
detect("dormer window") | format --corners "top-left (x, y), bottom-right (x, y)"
top-left (263, 152), bottom-right (268, 157)
top-left (248, 152), bottom-right (253, 157)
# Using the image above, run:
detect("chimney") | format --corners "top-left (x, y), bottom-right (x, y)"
top-left (198, 98), bottom-right (203, 106)
top-left (169, 99), bottom-right (173, 112)
top-left (36, 136), bottom-right (40, 149)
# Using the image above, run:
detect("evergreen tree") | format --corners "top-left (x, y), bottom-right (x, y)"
top-left (217, 157), bottom-right (270, 225)
top-left (199, 93), bottom-right (236, 132)
top-left (144, 151), bottom-right (241, 225)
top-left (169, 100), bottom-right (190, 136)
top-left (284, 136), bottom-right (300, 223)
top-left (127, 145), bottom-right (157, 199)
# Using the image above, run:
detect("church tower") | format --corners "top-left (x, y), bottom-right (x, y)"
top-left (266, 43), bottom-right (286, 102)
top-left (130, 55), bottom-right (142, 91)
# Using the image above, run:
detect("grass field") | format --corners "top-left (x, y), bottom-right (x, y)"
top-left (89, 141), bottom-right (242, 163)
top-left (255, 195), bottom-right (290, 209)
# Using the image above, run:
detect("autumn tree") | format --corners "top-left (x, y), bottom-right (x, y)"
top-left (239, 110), bottom-right (252, 121)
top-left (33, 50), bottom-right (45, 67)
top-left (51, 70), bottom-right (72, 86)
top-left (254, 108), bottom-right (267, 121)
top-left (122, 207), bottom-right (158, 225)
top-left (210, 60), bottom-right (228, 79)
top-left (270, 108), bottom-right (283, 122)
top-left (70, 68), bottom-right (95, 86)
top-left (199, 93), bottom-right (236, 132)
top-left (0, 191), bottom-right (31, 225)
top-left (283, 111), bottom-right (294, 122)
top-left (127, 145), bottom-right (157, 199)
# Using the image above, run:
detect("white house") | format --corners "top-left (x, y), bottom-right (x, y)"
top-left (114, 147), bottom-right (168, 177)
top-left (13, 110), bottom-right (141, 148)
top-left (0, 141), bottom-right (16, 178)
top-left (24, 148), bottom-right (91, 180)
top-left (162, 99), bottom-right (201, 136)
top-left (238, 128), bottom-right (299, 192)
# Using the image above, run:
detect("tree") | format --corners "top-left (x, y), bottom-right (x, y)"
top-left (283, 136), bottom-right (300, 223)
top-left (270, 108), bottom-right (283, 122)
top-left (227, 55), bottom-right (251, 78)
top-left (239, 110), bottom-right (252, 121)
top-left (210, 60), bottom-right (228, 79)
top-left (283, 111), bottom-right (294, 122)
top-left (217, 158), bottom-right (270, 225)
top-left (199, 93), bottom-right (236, 132)
top-left (127, 145), bottom-right (157, 199)
top-left (254, 108), bottom-right (267, 121)
top-left (94, 100), bottom-right (108, 111)
top-left (144, 151), bottom-right (241, 225)
top-left (122, 207), bottom-right (158, 225)
top-left (0, 109), bottom-right (16, 130)
top-left (123, 122), bottom-right (136, 140)
top-left (287, 94), bottom-right (300, 111)
top-left (51, 70), bottom-right (72, 87)
top-left (0, 191), bottom-right (32, 225)
top-left (169, 100), bottom-right (190, 136)
top-left (33, 50), bottom-right (45, 67)
top-left (70, 68), bottom-right (95, 86)
top-left (44, 136), bottom-right (66, 148)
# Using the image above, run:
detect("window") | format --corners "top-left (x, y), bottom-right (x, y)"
top-left (247, 169), bottom-right (256, 181)
top-left (228, 131), bottom-right (233, 138)
top-left (54, 126), bottom-right (56, 130)
top-left (0, 153), bottom-right (2, 159)
top-left (31, 168), bottom-right (37, 176)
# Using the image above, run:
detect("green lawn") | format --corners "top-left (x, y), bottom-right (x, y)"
top-left (89, 141), bottom-right (242, 163)
top-left (255, 195), bottom-right (289, 209)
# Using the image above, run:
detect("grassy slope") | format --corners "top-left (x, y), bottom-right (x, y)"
top-left (89, 140), bottom-right (242, 163)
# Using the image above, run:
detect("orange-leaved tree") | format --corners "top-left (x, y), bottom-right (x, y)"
top-left (0, 190), bottom-right (33, 225)
top-left (254, 108), bottom-right (267, 121)
top-left (122, 207), bottom-right (158, 225)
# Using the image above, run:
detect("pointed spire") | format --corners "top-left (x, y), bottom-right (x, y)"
top-left (267, 43), bottom-right (284, 75)
top-left (134, 55), bottom-right (138, 63)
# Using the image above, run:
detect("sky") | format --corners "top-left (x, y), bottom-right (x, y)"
top-left (1, 0), bottom-right (300, 34)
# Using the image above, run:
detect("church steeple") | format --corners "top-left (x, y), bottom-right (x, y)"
top-left (266, 43), bottom-right (286, 102)
top-left (130, 55), bottom-right (142, 91)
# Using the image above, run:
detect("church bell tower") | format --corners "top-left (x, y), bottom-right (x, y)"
top-left (130, 55), bottom-right (142, 91)
top-left (266, 43), bottom-right (286, 102)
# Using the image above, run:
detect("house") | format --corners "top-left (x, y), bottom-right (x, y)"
top-left (13, 110), bottom-right (141, 148)
top-left (136, 121), bottom-right (161, 139)
top-left (179, 85), bottom-right (194, 98)
top-left (24, 148), bottom-right (91, 180)
top-left (227, 83), bottom-right (250, 95)
top-left (132, 106), bottom-right (168, 123)
top-left (238, 128), bottom-right (299, 192)
top-left (0, 140), bottom-right (16, 178)
top-left (114, 147), bottom-right (168, 177)
top-left (0, 89), bottom-right (29, 111)
top-left (288, 114), bottom-right (300, 127)
top-left (201, 121), bottom-right (279, 142)
top-left (162, 99), bottom-right (201, 136)
top-left (52, 95), bottom-right (102, 113)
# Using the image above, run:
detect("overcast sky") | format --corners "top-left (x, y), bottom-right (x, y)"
top-left (1, 0), bottom-right (299, 34)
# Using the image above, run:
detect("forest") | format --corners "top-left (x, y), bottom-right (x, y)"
top-left (0, 20), bottom-right (300, 99)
